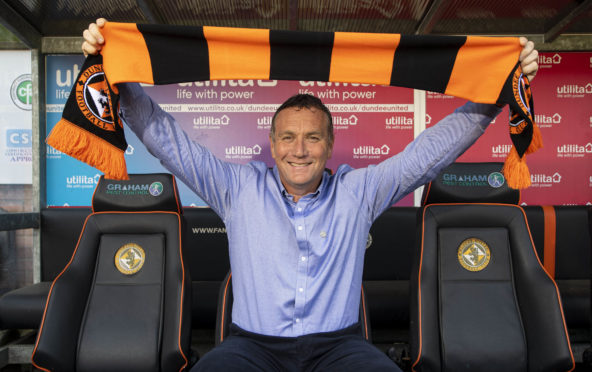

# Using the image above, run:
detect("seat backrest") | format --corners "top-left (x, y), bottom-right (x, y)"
top-left (411, 204), bottom-right (574, 372)
top-left (411, 162), bottom-right (574, 372)
top-left (31, 174), bottom-right (191, 372)
top-left (214, 271), bottom-right (371, 344)
top-left (421, 162), bottom-right (520, 205)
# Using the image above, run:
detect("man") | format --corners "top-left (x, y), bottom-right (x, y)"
top-left (83, 19), bottom-right (538, 371)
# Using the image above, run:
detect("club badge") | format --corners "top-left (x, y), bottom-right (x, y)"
top-left (115, 243), bottom-right (145, 275)
top-left (75, 64), bottom-right (116, 131)
top-left (457, 238), bottom-right (491, 272)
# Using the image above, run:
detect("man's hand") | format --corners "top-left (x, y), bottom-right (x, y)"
top-left (519, 37), bottom-right (538, 82)
top-left (82, 18), bottom-right (107, 56)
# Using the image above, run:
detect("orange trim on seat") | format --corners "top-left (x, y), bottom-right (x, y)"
top-left (175, 212), bottom-right (189, 371)
top-left (411, 207), bottom-right (426, 371)
top-left (421, 182), bottom-right (432, 206)
top-left (32, 211), bottom-right (189, 372)
top-left (31, 213), bottom-right (94, 371)
top-left (171, 176), bottom-right (182, 214)
top-left (220, 272), bottom-right (232, 343)
top-left (412, 203), bottom-right (575, 371)
top-left (360, 285), bottom-right (369, 341)
top-left (542, 205), bottom-right (557, 279)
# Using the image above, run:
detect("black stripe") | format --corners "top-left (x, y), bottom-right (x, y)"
top-left (138, 24), bottom-right (210, 84)
top-left (269, 30), bottom-right (333, 82)
top-left (390, 35), bottom-right (466, 93)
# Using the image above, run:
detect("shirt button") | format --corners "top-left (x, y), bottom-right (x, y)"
top-left (297, 207), bottom-right (302, 212)
top-left (295, 318), bottom-right (300, 323)
top-left (297, 225), bottom-right (303, 231)
top-left (299, 287), bottom-right (304, 292)
top-left (301, 256), bottom-right (306, 261)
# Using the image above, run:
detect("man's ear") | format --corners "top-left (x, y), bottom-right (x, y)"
top-left (269, 134), bottom-right (276, 159)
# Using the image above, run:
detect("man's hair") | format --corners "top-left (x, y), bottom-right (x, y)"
top-left (270, 94), bottom-right (334, 143)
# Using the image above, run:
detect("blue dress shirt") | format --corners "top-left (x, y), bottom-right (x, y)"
top-left (119, 83), bottom-right (501, 337)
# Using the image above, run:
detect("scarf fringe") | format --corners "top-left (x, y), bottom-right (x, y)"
top-left (502, 147), bottom-right (531, 189)
top-left (526, 122), bottom-right (543, 154)
top-left (46, 119), bottom-right (129, 180)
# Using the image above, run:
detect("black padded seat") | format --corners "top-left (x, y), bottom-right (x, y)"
top-left (31, 174), bottom-right (192, 372)
top-left (0, 282), bottom-right (50, 330)
top-left (410, 204), bottom-right (574, 372)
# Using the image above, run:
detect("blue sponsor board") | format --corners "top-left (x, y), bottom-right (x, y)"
top-left (45, 55), bottom-right (207, 207)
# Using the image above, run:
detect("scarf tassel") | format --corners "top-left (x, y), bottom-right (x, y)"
top-left (502, 123), bottom-right (543, 190)
top-left (46, 119), bottom-right (129, 180)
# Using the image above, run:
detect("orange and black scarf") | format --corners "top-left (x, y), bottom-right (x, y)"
top-left (48, 22), bottom-right (540, 189)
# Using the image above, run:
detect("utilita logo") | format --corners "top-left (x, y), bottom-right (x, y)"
top-left (535, 113), bottom-right (561, 126)
top-left (539, 54), bottom-right (562, 67)
top-left (557, 143), bottom-right (592, 158)
top-left (491, 144), bottom-right (512, 158)
top-left (46, 145), bottom-right (62, 161)
top-left (333, 115), bottom-right (358, 126)
top-left (193, 115), bottom-right (230, 126)
top-left (66, 174), bottom-right (101, 188)
top-left (353, 144), bottom-right (390, 159)
top-left (530, 172), bottom-right (562, 187)
top-left (556, 83), bottom-right (592, 96)
top-left (353, 144), bottom-right (390, 156)
top-left (385, 116), bottom-right (413, 127)
top-left (257, 116), bottom-right (272, 125)
top-left (225, 144), bottom-right (262, 159)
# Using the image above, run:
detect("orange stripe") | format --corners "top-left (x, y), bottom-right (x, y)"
top-left (171, 176), bottom-right (182, 214)
top-left (330, 32), bottom-right (399, 85)
top-left (101, 22), bottom-right (154, 85)
top-left (204, 26), bottom-right (270, 80)
top-left (361, 285), bottom-right (369, 340)
top-left (542, 205), bottom-right (557, 278)
top-left (411, 206), bottom-right (426, 371)
top-left (220, 272), bottom-right (232, 343)
top-left (176, 212), bottom-right (189, 371)
top-left (445, 36), bottom-right (521, 103)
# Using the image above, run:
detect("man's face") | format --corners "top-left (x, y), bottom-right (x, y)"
top-left (270, 107), bottom-right (333, 200)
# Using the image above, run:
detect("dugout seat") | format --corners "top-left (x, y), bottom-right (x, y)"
top-left (410, 163), bottom-right (574, 371)
top-left (214, 271), bottom-right (372, 345)
top-left (31, 174), bottom-right (192, 372)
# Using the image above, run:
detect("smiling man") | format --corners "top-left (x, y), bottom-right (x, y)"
top-left (82, 18), bottom-right (538, 372)
top-left (270, 95), bottom-right (334, 201)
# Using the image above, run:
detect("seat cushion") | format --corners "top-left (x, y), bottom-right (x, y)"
top-left (0, 282), bottom-right (51, 329)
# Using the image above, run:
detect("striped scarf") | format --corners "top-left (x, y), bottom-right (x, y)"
top-left (47, 22), bottom-right (540, 189)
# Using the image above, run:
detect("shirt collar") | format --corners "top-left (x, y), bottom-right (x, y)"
top-left (272, 166), bottom-right (329, 201)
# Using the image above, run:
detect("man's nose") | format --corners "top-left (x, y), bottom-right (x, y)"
top-left (293, 137), bottom-right (307, 157)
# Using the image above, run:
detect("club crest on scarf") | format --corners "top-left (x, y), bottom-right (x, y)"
top-left (76, 64), bottom-right (116, 131)
top-left (509, 68), bottom-right (533, 135)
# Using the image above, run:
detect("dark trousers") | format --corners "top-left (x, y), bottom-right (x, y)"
top-left (192, 323), bottom-right (402, 372)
